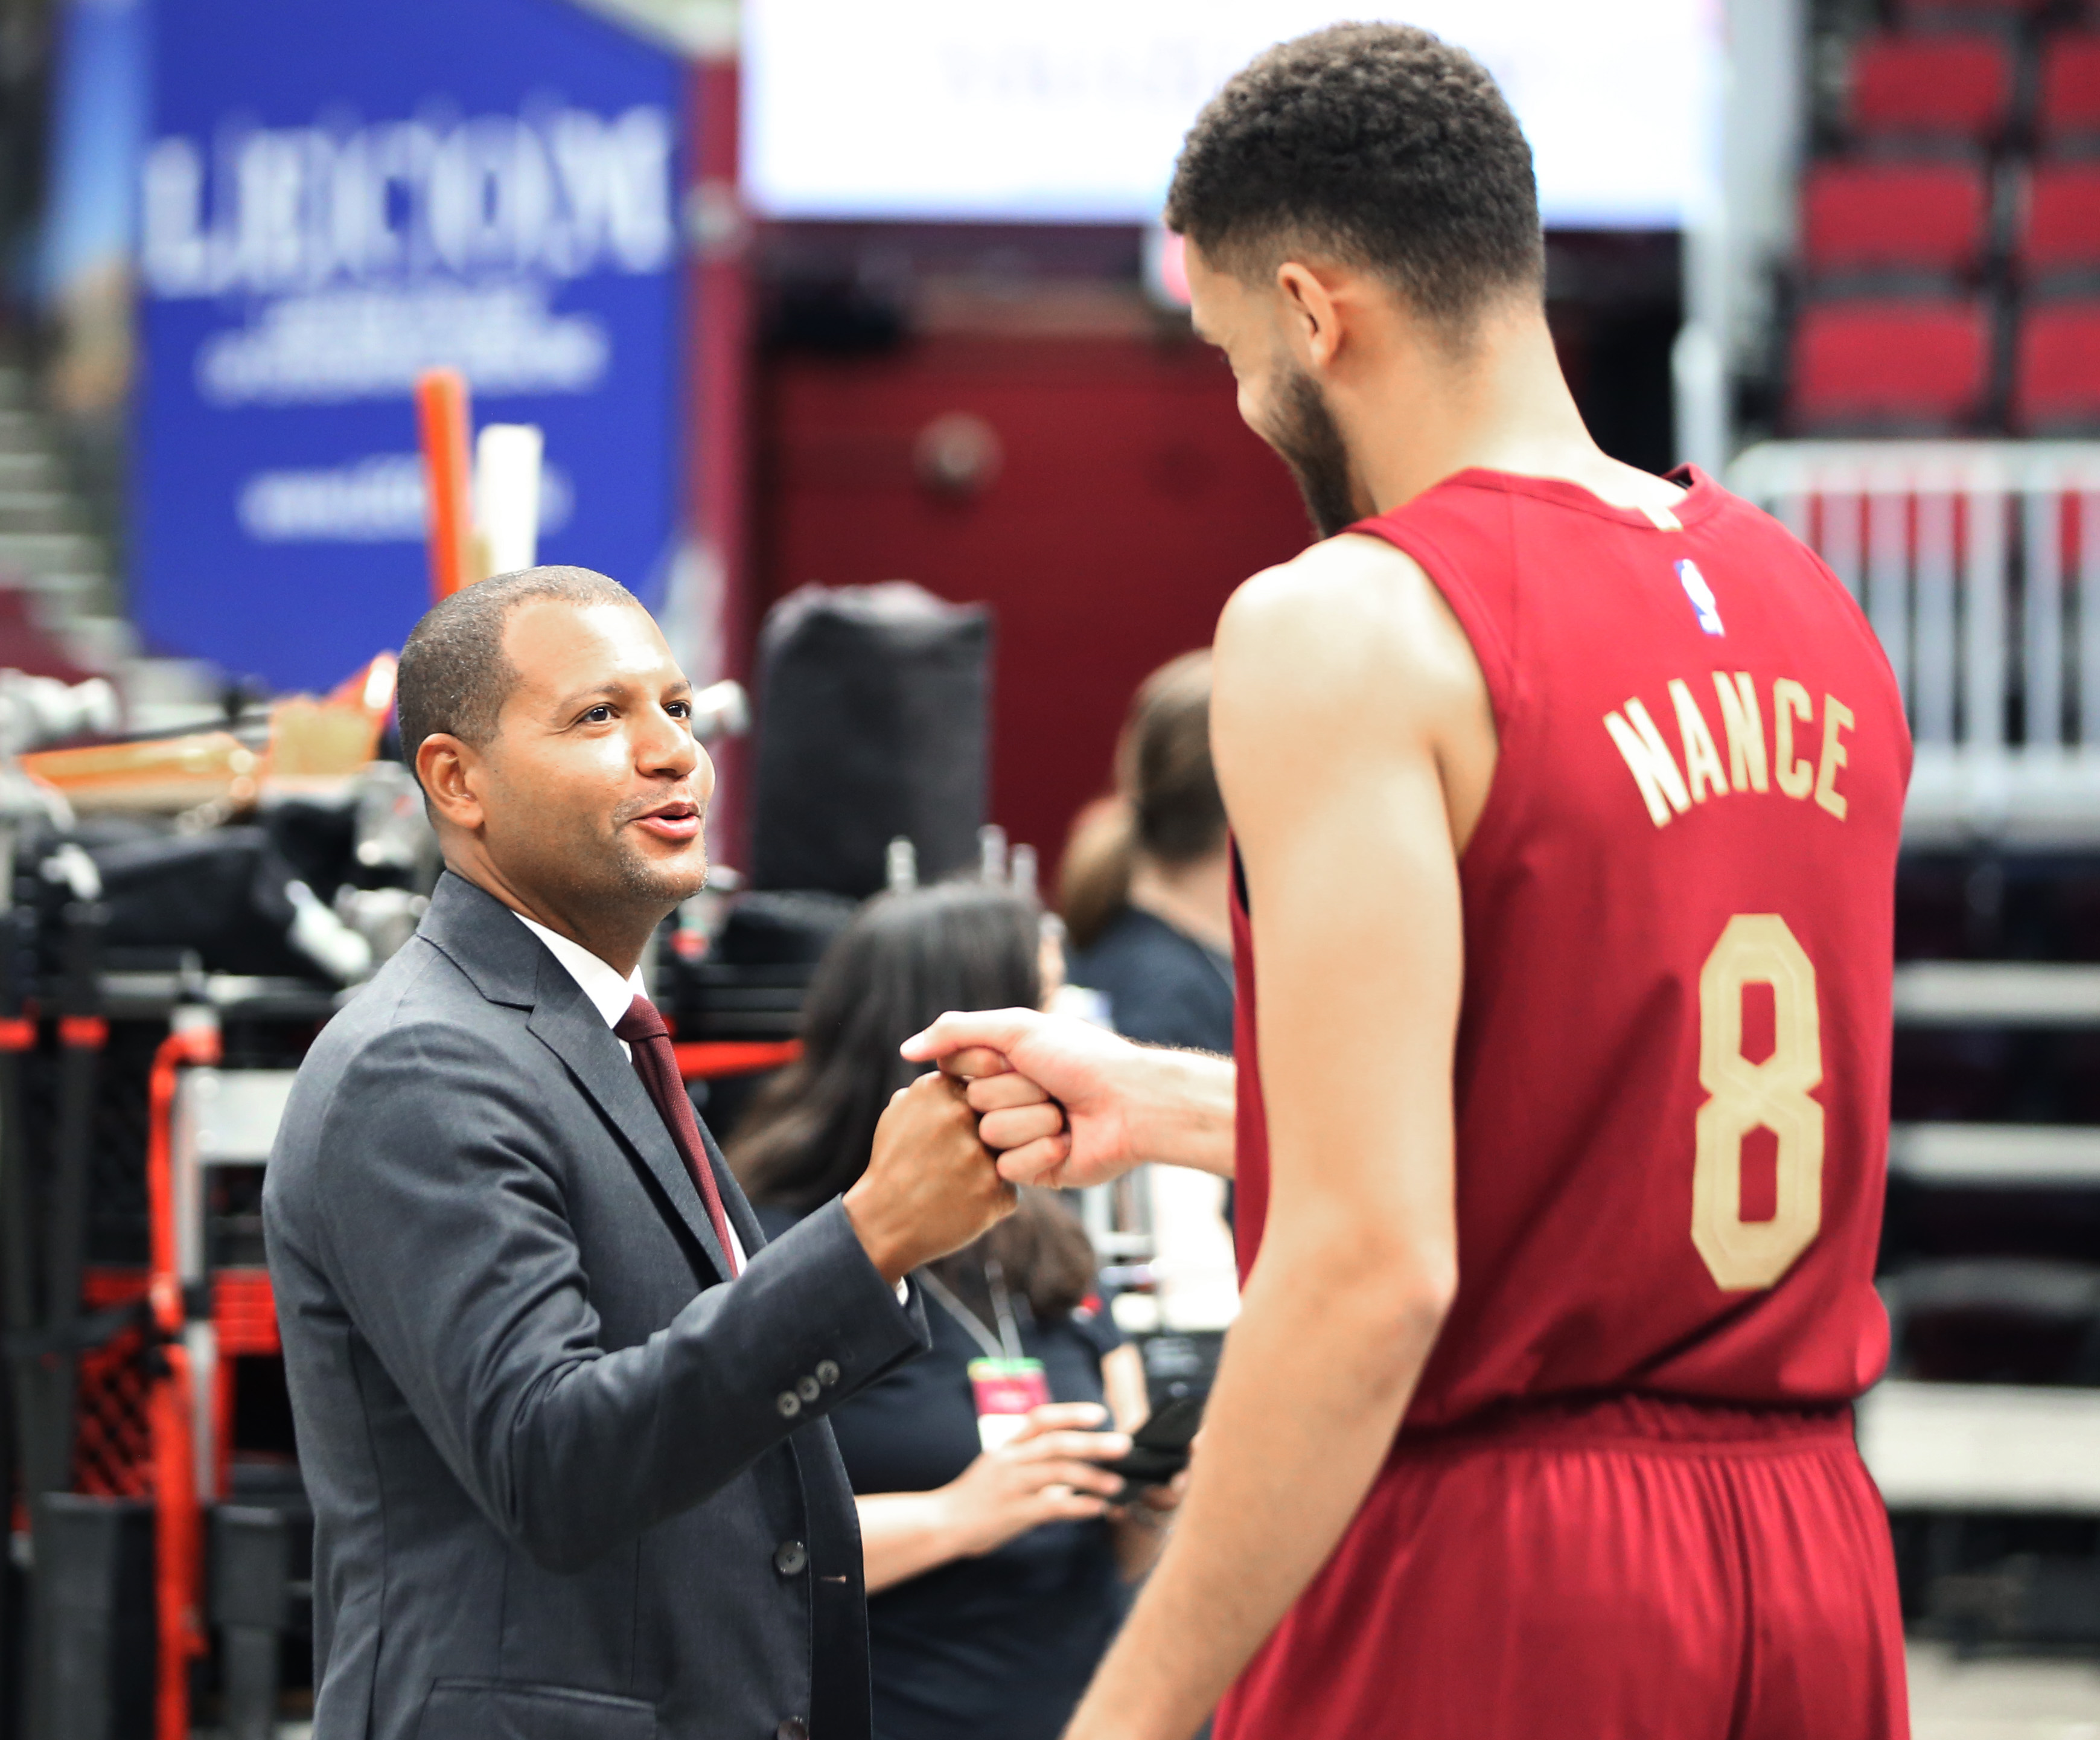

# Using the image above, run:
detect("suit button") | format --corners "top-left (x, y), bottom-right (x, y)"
top-left (796, 1375), bottom-right (820, 1403)
top-left (774, 1540), bottom-right (808, 1577)
top-left (776, 1390), bottom-right (801, 1418)
top-left (814, 1360), bottom-right (841, 1387)
top-left (776, 1722), bottom-right (809, 1740)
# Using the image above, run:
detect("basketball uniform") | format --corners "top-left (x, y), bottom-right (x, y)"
top-left (1215, 467), bottom-right (1912, 1739)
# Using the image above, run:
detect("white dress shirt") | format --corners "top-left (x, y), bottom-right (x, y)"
top-left (514, 912), bottom-right (749, 1273)
top-left (515, 913), bottom-right (911, 1305)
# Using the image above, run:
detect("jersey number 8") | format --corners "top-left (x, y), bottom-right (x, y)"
top-left (1693, 914), bottom-right (1824, 1291)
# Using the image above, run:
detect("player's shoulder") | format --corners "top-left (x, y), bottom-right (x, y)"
top-left (1215, 533), bottom-right (1478, 727)
top-left (1222, 528), bottom-right (1425, 624)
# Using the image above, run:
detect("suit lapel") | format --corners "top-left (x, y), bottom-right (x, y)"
top-left (418, 869), bottom-right (739, 1280)
top-left (524, 950), bottom-right (736, 1282)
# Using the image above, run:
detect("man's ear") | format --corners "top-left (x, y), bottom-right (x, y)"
top-left (415, 732), bottom-right (487, 834)
top-left (1275, 260), bottom-right (1346, 373)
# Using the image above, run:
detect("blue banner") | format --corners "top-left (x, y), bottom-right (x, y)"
top-left (136, 0), bottom-right (686, 692)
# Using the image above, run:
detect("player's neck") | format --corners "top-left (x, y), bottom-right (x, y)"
top-left (1347, 308), bottom-right (1686, 520)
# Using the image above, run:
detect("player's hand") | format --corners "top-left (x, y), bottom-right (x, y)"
top-left (937, 1403), bottom-right (1132, 1558)
top-left (901, 1008), bottom-right (1149, 1188)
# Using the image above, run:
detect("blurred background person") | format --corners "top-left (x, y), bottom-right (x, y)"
top-left (1061, 651), bottom-right (1234, 1059)
top-left (729, 881), bottom-right (1179, 1740)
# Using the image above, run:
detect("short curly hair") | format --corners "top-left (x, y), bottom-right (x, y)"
top-left (1165, 23), bottom-right (1543, 335)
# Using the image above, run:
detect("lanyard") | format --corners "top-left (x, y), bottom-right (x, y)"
top-left (916, 1260), bottom-right (1027, 1362)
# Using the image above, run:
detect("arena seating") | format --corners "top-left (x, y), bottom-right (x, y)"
top-left (1896, 0), bottom-right (2060, 24)
top-left (2012, 301), bottom-right (2100, 431)
top-left (1803, 161), bottom-right (1993, 287)
top-left (1787, 10), bottom-right (2100, 436)
top-left (1848, 33), bottom-right (2015, 144)
top-left (1790, 299), bottom-right (1994, 432)
top-left (2016, 161), bottom-right (2100, 289)
top-left (2040, 33), bottom-right (2100, 150)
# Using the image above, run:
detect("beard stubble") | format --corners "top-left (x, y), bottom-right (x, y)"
top-left (1263, 366), bottom-right (1362, 541)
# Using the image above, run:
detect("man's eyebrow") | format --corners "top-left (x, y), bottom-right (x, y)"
top-left (549, 682), bottom-right (621, 715)
top-left (549, 675), bottom-right (694, 714)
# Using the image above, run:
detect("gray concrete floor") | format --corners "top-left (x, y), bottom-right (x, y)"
top-left (254, 1646), bottom-right (2100, 1738)
top-left (1911, 1644), bottom-right (2100, 1739)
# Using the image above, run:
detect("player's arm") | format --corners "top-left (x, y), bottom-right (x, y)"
top-left (901, 1009), bottom-right (1237, 1187)
top-left (1059, 535), bottom-right (1489, 1740)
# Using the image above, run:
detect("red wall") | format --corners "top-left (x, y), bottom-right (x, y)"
top-left (756, 333), bottom-right (1312, 877)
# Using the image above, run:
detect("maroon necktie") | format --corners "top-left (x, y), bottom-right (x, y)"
top-left (616, 994), bottom-right (741, 1276)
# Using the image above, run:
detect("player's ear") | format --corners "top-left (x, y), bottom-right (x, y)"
top-left (1275, 260), bottom-right (1344, 371)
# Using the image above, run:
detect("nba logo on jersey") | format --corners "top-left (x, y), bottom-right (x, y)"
top-left (1677, 559), bottom-right (1725, 636)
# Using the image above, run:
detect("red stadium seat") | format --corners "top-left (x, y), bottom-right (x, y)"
top-left (2017, 162), bottom-right (2100, 289)
top-left (1849, 34), bottom-right (2013, 144)
top-left (1790, 300), bottom-right (1994, 432)
top-left (1801, 161), bottom-right (1991, 283)
top-left (2040, 35), bottom-right (2100, 152)
top-left (1894, 0), bottom-right (2052, 25)
top-left (2012, 302), bottom-right (2100, 433)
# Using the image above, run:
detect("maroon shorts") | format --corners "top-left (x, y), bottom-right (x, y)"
top-left (1214, 1395), bottom-right (1908, 1740)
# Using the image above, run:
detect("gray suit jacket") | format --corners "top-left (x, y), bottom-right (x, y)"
top-left (263, 872), bottom-right (929, 1740)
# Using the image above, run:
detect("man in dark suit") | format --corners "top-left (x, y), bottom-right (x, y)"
top-left (264, 566), bottom-right (1040, 1739)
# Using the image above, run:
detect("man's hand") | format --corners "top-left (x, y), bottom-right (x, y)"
top-left (842, 1072), bottom-right (1015, 1284)
top-left (901, 1009), bottom-right (1236, 1186)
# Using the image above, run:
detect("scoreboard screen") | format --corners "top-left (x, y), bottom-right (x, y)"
top-left (743, 1), bottom-right (1717, 230)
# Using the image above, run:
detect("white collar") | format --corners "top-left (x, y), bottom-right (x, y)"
top-left (511, 909), bottom-right (761, 1279)
top-left (513, 912), bottom-right (648, 1031)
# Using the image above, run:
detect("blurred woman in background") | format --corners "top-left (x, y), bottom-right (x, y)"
top-left (1059, 650), bottom-right (1234, 1058)
top-left (729, 882), bottom-right (1178, 1740)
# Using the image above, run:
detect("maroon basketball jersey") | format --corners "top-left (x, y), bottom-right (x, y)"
top-left (1230, 466), bottom-right (1911, 1427)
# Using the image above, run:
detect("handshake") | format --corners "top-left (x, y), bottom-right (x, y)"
top-left (838, 1008), bottom-right (1215, 1285)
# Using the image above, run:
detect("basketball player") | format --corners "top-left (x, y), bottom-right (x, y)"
top-left (904, 24), bottom-right (1912, 1740)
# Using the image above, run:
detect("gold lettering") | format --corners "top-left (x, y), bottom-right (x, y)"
top-left (1709, 672), bottom-right (1769, 793)
top-left (1693, 915), bottom-right (1825, 1290)
top-left (1669, 679), bottom-right (1728, 803)
top-left (1773, 679), bottom-right (1814, 799)
top-left (1604, 699), bottom-right (1691, 827)
top-left (1815, 695), bottom-right (1854, 820)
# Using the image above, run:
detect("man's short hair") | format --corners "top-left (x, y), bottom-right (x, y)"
top-left (1165, 23), bottom-right (1545, 338)
top-left (396, 565), bottom-right (638, 776)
